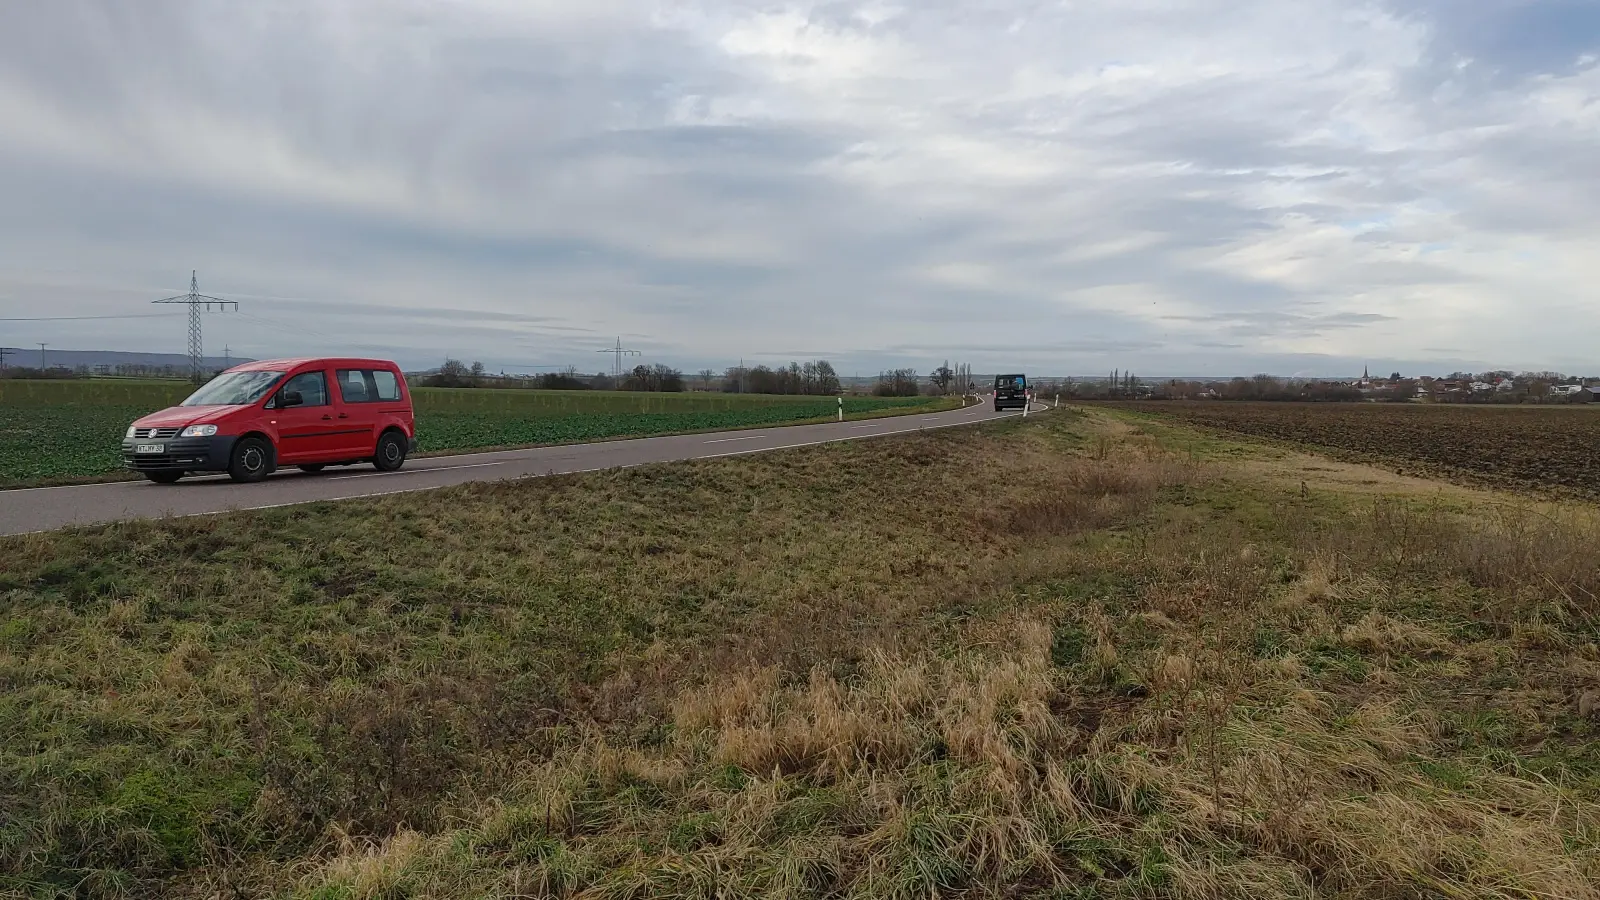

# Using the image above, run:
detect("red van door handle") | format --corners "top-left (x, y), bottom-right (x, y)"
top-left (337, 413), bottom-right (349, 419)
top-left (321, 414), bottom-right (333, 421)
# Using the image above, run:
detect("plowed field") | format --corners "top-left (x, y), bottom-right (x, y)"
top-left (1110, 401), bottom-right (1600, 496)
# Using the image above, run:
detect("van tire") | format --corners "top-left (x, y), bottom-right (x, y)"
top-left (373, 431), bottom-right (407, 472)
top-left (145, 470), bottom-right (183, 484)
top-left (228, 436), bottom-right (273, 483)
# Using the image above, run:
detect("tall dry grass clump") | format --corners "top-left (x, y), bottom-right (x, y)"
top-left (986, 453), bottom-right (1198, 538)
top-left (294, 611), bottom-right (1600, 899)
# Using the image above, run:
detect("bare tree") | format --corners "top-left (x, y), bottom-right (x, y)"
top-left (875, 368), bottom-right (920, 397)
top-left (422, 358), bottom-right (473, 387)
top-left (623, 363), bottom-right (685, 392)
top-left (722, 359), bottom-right (840, 395)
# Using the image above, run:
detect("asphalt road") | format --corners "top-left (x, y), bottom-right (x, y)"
top-left (0, 398), bottom-right (1043, 536)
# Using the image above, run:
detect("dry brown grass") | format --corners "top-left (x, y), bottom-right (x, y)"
top-left (281, 418), bottom-right (1600, 900)
top-left (9, 411), bottom-right (1600, 899)
top-left (294, 607), bottom-right (1600, 899)
top-left (986, 454), bottom-right (1197, 539)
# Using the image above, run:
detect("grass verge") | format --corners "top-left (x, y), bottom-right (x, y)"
top-left (2, 409), bottom-right (1598, 898)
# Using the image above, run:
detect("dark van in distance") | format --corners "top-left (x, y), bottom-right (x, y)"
top-left (121, 357), bottom-right (417, 484)
top-left (993, 373), bottom-right (1028, 411)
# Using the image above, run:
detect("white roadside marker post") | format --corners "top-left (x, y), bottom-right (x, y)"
top-left (838, 396), bottom-right (843, 422)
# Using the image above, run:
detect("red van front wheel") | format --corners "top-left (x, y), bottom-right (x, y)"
top-left (228, 436), bottom-right (274, 483)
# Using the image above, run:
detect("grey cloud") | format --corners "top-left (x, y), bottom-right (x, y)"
top-left (1, 0), bottom-right (1597, 376)
top-left (887, 339), bottom-right (1166, 355)
top-left (1160, 310), bottom-right (1400, 339)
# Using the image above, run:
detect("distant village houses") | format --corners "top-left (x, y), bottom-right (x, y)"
top-left (1076, 366), bottom-right (1598, 404)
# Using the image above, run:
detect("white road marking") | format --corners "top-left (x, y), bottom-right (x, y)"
top-left (694, 410), bottom-right (1021, 461)
top-left (703, 436), bottom-right (760, 444)
top-left (328, 462), bottom-right (504, 480)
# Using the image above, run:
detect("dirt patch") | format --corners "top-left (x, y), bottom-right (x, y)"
top-left (1099, 400), bottom-right (1600, 500)
top-left (1079, 406), bottom-right (1596, 514)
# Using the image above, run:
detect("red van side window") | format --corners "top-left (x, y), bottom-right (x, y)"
top-left (337, 369), bottom-right (402, 403)
top-left (281, 371), bottom-right (329, 406)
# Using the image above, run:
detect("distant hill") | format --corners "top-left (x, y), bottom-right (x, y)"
top-left (3, 349), bottom-right (254, 372)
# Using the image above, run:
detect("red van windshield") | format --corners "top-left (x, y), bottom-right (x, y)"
top-left (181, 371), bottom-right (285, 406)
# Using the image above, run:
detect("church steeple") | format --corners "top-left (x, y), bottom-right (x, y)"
top-left (1363, 364), bottom-right (1370, 380)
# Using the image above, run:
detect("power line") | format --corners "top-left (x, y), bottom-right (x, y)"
top-left (0, 313), bottom-right (184, 322)
top-left (153, 271), bottom-right (238, 383)
top-left (234, 310), bottom-right (336, 341)
top-left (486, 362), bottom-right (582, 370)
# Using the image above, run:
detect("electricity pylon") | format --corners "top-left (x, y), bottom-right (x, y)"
top-left (154, 271), bottom-right (237, 383)
top-left (596, 336), bottom-right (641, 378)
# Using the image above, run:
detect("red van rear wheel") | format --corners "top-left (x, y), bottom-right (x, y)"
top-left (228, 436), bottom-right (273, 483)
top-left (373, 431), bottom-right (407, 472)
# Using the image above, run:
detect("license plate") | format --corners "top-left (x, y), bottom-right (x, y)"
top-left (135, 443), bottom-right (164, 454)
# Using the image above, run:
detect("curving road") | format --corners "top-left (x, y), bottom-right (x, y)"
top-left (1, 398), bottom-right (1044, 536)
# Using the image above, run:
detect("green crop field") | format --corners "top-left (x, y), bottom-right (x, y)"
top-left (413, 399), bottom-right (928, 453)
top-left (0, 379), bottom-right (946, 486)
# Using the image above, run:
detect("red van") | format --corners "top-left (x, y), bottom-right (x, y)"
top-left (121, 357), bottom-right (417, 484)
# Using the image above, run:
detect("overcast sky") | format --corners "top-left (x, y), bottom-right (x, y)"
top-left (1, 1), bottom-right (1596, 377)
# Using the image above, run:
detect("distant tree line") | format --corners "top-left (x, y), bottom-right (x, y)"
top-left (418, 359), bottom-right (689, 392)
top-left (722, 360), bottom-right (841, 395)
top-left (0, 366), bottom-right (79, 380)
top-left (535, 370), bottom-right (592, 390)
top-left (0, 363), bottom-right (207, 380)
top-left (1201, 376), bottom-right (1366, 402)
top-left (621, 364), bottom-right (684, 392)
top-left (875, 369), bottom-right (920, 397)
top-left (927, 360), bottom-right (974, 395)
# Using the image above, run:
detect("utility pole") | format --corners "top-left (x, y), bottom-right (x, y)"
top-left (596, 336), bottom-right (641, 379)
top-left (38, 343), bottom-right (46, 370)
top-left (154, 270), bottom-right (238, 383)
top-left (223, 344), bottom-right (231, 371)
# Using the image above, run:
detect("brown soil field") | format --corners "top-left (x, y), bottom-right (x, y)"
top-left (1102, 401), bottom-right (1600, 497)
